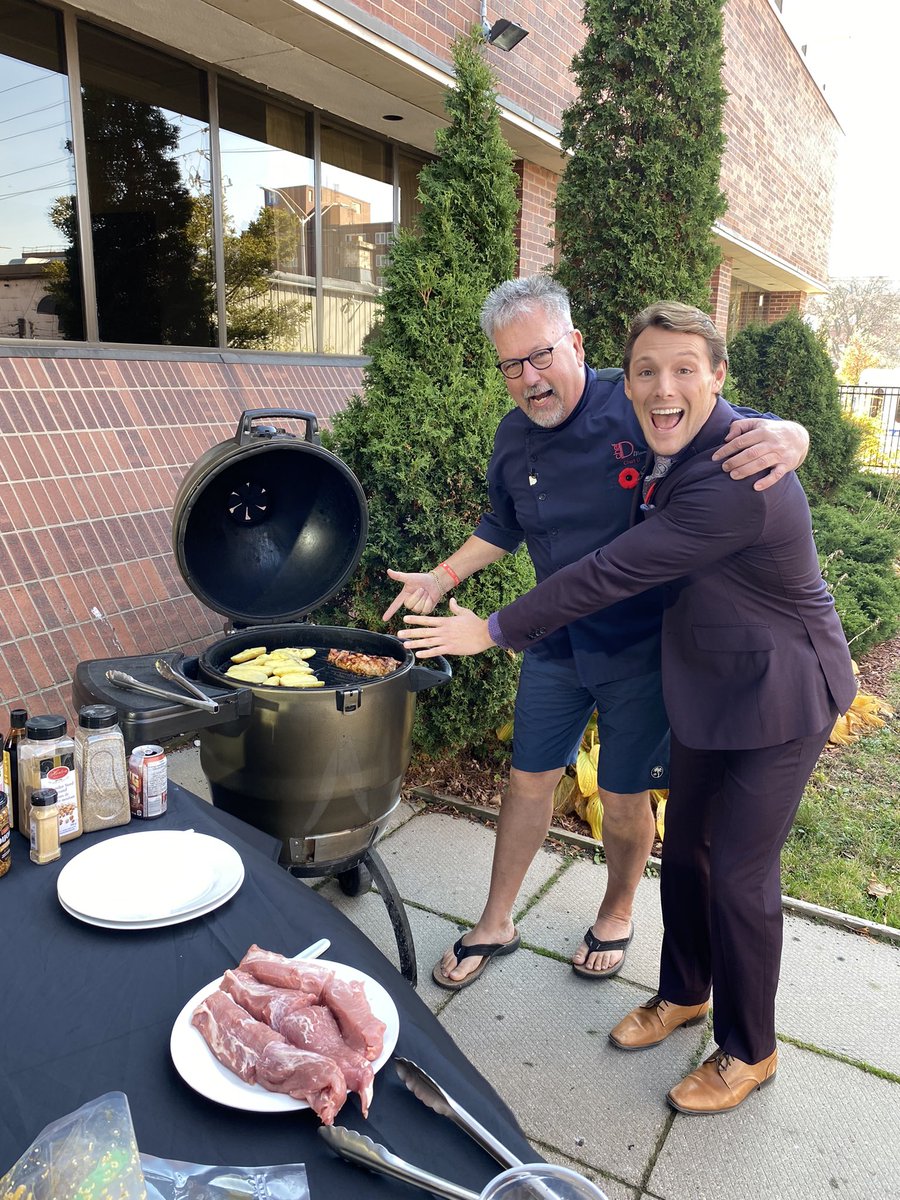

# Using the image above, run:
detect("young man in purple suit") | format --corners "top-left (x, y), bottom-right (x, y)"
top-left (397, 301), bottom-right (856, 1114)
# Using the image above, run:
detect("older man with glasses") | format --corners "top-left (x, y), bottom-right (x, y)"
top-left (383, 275), bottom-right (809, 992)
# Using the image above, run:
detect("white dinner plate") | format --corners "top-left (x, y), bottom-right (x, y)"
top-left (170, 958), bottom-right (400, 1113)
top-left (58, 863), bottom-right (244, 930)
top-left (57, 830), bottom-right (243, 923)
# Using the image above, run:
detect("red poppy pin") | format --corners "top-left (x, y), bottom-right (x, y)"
top-left (618, 467), bottom-right (640, 489)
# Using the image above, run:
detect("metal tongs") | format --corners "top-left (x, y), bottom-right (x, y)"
top-left (105, 659), bottom-right (220, 714)
top-left (394, 1057), bottom-right (523, 1170)
top-left (319, 1058), bottom-right (525, 1199)
top-left (318, 1127), bottom-right (480, 1200)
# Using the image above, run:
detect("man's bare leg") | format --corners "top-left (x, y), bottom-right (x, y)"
top-left (571, 788), bottom-right (655, 974)
top-left (437, 766), bottom-right (560, 984)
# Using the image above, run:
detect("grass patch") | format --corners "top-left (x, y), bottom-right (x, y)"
top-left (782, 667), bottom-right (900, 927)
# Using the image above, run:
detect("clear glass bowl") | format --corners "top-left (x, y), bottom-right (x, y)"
top-left (479, 1162), bottom-right (609, 1200)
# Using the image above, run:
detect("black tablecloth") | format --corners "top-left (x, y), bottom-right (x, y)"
top-left (0, 782), bottom-right (537, 1193)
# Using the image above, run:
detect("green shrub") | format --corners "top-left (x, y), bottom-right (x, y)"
top-left (318, 30), bottom-right (534, 756)
top-left (811, 472), bottom-right (900, 657)
top-left (727, 313), bottom-right (860, 496)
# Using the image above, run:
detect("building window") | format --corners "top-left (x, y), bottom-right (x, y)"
top-left (75, 25), bottom-right (213, 346)
top-left (319, 122), bottom-right (392, 355)
top-left (219, 81), bottom-right (316, 352)
top-left (0, 0), bottom-right (432, 357)
top-left (0, 0), bottom-right (76, 341)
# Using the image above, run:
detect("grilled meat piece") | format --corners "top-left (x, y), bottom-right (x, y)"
top-left (327, 648), bottom-right (400, 677)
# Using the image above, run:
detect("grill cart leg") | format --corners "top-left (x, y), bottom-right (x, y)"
top-left (337, 862), bottom-right (373, 897)
top-left (364, 847), bottom-right (418, 988)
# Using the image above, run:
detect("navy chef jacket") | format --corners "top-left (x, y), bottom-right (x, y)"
top-left (473, 366), bottom-right (768, 687)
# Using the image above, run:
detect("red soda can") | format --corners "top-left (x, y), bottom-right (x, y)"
top-left (128, 744), bottom-right (168, 818)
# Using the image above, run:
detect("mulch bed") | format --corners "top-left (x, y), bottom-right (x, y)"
top-left (404, 634), bottom-right (900, 841)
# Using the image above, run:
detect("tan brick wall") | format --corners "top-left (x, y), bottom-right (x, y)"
top-left (720, 0), bottom-right (838, 281)
top-left (0, 357), bottom-right (362, 722)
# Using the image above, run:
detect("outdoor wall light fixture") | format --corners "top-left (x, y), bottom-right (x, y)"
top-left (480, 0), bottom-right (529, 50)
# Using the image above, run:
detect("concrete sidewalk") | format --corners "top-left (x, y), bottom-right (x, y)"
top-left (168, 747), bottom-right (900, 1200)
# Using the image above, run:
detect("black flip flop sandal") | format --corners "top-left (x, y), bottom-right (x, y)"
top-left (572, 924), bottom-right (634, 980)
top-left (432, 932), bottom-right (521, 991)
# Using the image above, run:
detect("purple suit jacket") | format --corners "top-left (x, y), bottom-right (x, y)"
top-left (496, 398), bottom-right (857, 751)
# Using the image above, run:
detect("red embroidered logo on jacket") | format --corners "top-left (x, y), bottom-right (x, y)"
top-left (612, 440), bottom-right (636, 460)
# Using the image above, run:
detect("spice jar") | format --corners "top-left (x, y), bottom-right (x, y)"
top-left (75, 704), bottom-right (131, 833)
top-left (0, 791), bottom-right (11, 878)
top-left (29, 788), bottom-right (61, 865)
top-left (17, 716), bottom-right (82, 844)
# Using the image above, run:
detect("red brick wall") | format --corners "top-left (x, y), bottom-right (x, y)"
top-left (733, 289), bottom-right (805, 332)
top-left (720, 0), bottom-right (838, 281)
top-left (516, 162), bottom-right (558, 277)
top-left (710, 260), bottom-right (734, 332)
top-left (353, 0), bottom-right (584, 132)
top-left (0, 356), bottom-right (362, 722)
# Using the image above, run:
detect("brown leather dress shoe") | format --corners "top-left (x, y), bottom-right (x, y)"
top-left (667, 1048), bottom-right (778, 1114)
top-left (608, 994), bottom-right (710, 1050)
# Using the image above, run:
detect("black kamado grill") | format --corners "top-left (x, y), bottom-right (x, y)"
top-left (73, 409), bottom-right (451, 984)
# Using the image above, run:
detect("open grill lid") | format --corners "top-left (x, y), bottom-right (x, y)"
top-left (171, 409), bottom-right (368, 626)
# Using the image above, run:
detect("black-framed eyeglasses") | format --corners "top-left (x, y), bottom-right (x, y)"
top-left (496, 330), bottom-right (574, 380)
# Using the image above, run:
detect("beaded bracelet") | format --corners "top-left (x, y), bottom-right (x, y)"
top-left (437, 561), bottom-right (461, 587)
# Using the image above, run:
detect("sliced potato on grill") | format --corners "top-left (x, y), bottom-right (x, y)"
top-left (269, 661), bottom-right (314, 677)
top-left (280, 647), bottom-right (316, 660)
top-left (230, 646), bottom-right (267, 664)
top-left (225, 664), bottom-right (269, 683)
top-left (279, 673), bottom-right (325, 688)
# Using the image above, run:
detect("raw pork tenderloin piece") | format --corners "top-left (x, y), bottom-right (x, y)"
top-left (238, 945), bottom-right (333, 999)
top-left (220, 969), bottom-right (315, 1022)
top-left (239, 945), bottom-right (387, 1061)
top-left (191, 990), bottom-right (347, 1124)
top-left (222, 968), bottom-right (375, 1113)
top-left (279, 1005), bottom-right (375, 1116)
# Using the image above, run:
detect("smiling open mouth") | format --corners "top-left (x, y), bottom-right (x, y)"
top-left (527, 388), bottom-right (555, 405)
top-left (651, 407), bottom-right (684, 431)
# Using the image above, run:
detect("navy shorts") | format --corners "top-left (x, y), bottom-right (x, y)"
top-left (512, 654), bottom-right (670, 794)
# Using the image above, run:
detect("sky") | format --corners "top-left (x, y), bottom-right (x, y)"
top-left (780, 0), bottom-right (900, 281)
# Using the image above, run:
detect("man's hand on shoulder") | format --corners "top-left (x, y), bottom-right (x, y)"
top-left (712, 418), bottom-right (809, 492)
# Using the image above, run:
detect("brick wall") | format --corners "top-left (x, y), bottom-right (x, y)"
top-left (516, 161), bottom-right (558, 277)
top-left (710, 260), bottom-right (734, 332)
top-left (352, 0), bottom-right (584, 132)
top-left (734, 289), bottom-right (805, 332)
top-left (720, 0), bottom-right (838, 281)
top-left (0, 356), bottom-right (362, 722)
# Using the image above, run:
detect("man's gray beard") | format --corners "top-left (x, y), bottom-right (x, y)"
top-left (526, 396), bottom-right (566, 428)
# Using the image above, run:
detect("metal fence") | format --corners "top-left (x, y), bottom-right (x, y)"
top-left (839, 385), bottom-right (900, 474)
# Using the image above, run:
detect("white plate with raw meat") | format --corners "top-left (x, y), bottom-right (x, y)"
top-left (170, 956), bottom-right (399, 1113)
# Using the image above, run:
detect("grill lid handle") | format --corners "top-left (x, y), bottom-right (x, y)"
top-left (236, 409), bottom-right (320, 446)
top-left (408, 655), bottom-right (452, 693)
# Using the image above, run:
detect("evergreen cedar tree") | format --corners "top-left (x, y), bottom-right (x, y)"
top-left (729, 314), bottom-right (900, 656)
top-left (554, 0), bottom-right (728, 367)
top-left (321, 29), bottom-right (536, 755)
top-left (727, 313), bottom-right (860, 496)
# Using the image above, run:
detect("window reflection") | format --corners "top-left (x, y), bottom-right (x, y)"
top-left (76, 26), bottom-right (213, 345)
top-left (0, 2), bottom-right (430, 354)
top-left (218, 82), bottom-right (316, 352)
top-left (0, 0), bottom-right (76, 339)
top-left (320, 123), bottom-right (392, 355)
top-left (399, 151), bottom-right (426, 229)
